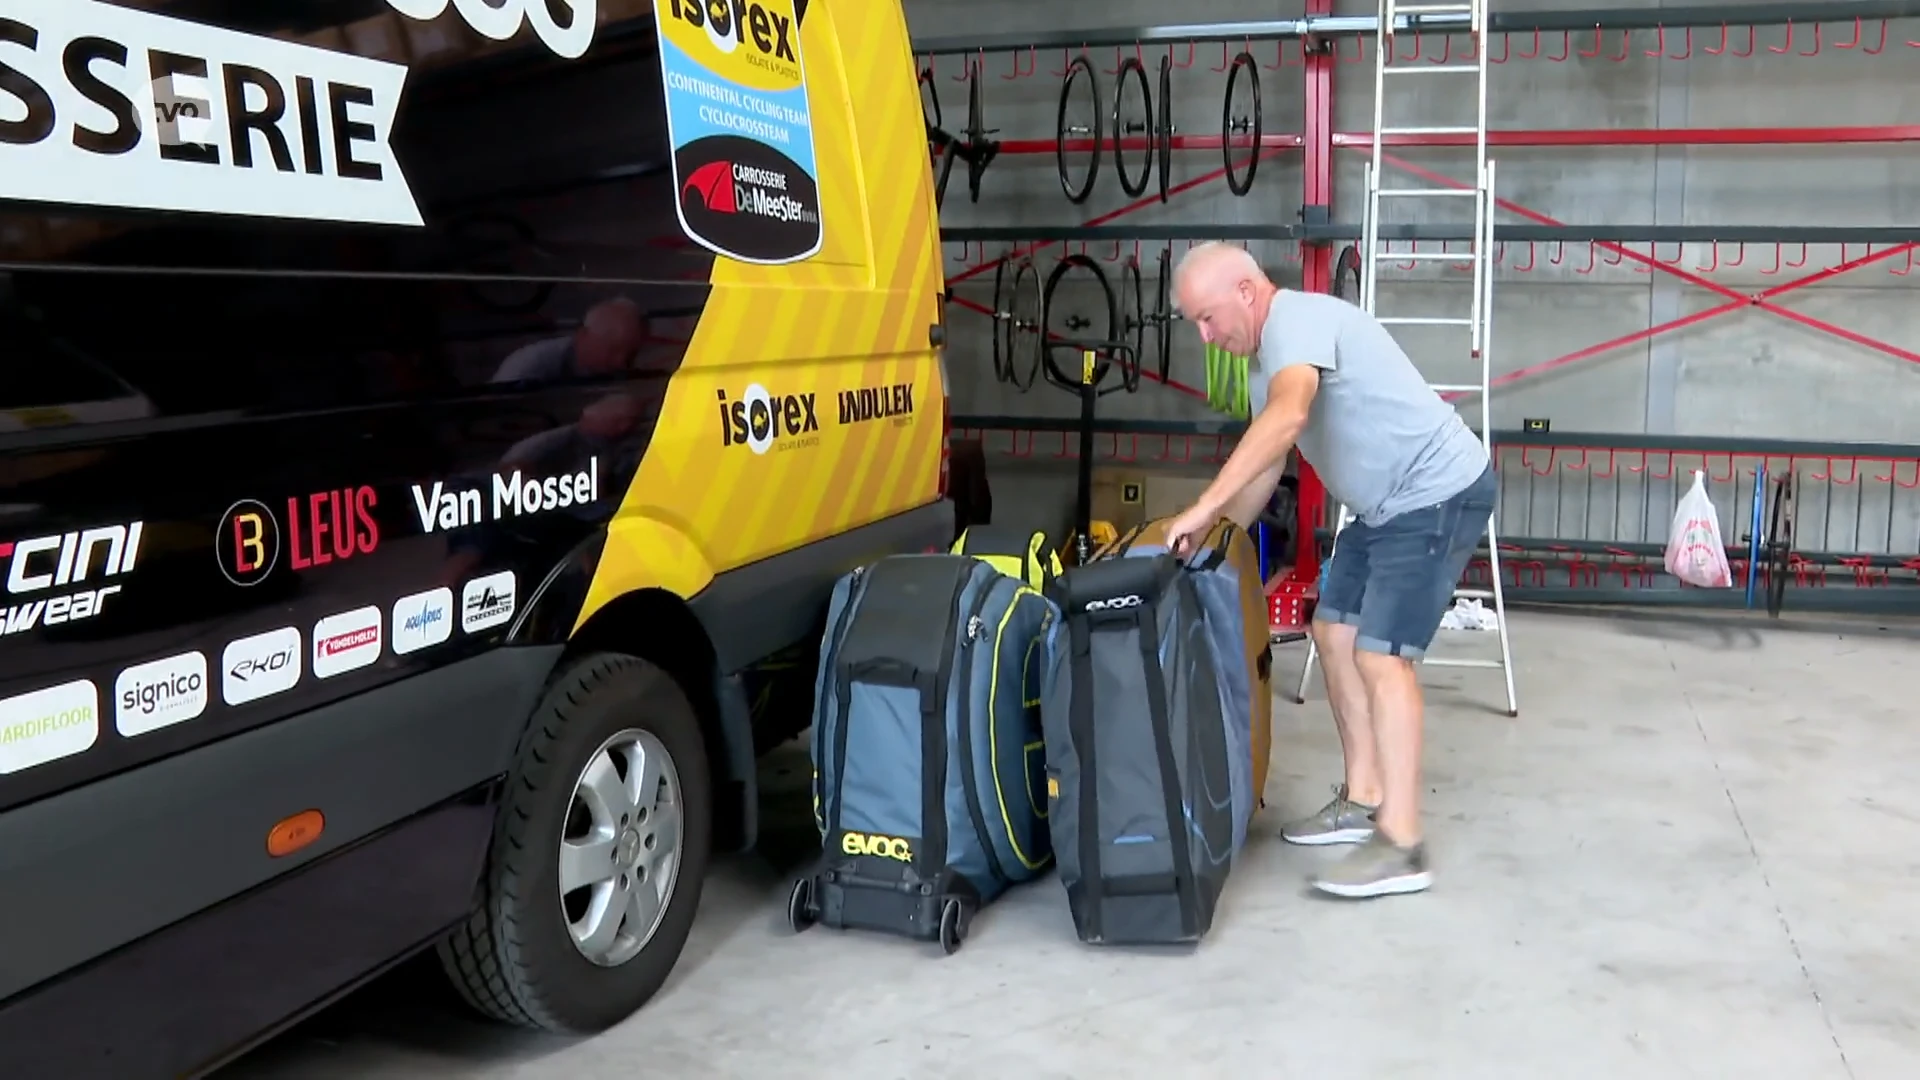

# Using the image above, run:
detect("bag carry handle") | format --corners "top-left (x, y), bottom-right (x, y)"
top-left (1168, 520), bottom-right (1235, 574)
top-left (1187, 521), bottom-right (1235, 573)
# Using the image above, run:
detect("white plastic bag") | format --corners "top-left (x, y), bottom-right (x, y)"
top-left (1439, 597), bottom-right (1500, 631)
top-left (1664, 470), bottom-right (1733, 588)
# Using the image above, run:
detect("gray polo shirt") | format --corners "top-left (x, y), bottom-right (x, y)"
top-left (1247, 288), bottom-right (1487, 526)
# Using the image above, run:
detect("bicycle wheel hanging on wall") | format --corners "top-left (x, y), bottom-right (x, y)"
top-left (1332, 243), bottom-right (1362, 303)
top-left (1116, 255), bottom-right (1145, 392)
top-left (1220, 52), bottom-right (1261, 197)
top-left (964, 61), bottom-right (999, 203)
top-left (1155, 55), bottom-right (1175, 203)
top-left (1040, 254), bottom-right (1119, 388)
top-left (1056, 56), bottom-right (1103, 204)
top-left (1151, 243), bottom-right (1176, 383)
top-left (924, 66), bottom-right (958, 210)
top-left (992, 256), bottom-right (1044, 392)
top-left (933, 142), bottom-right (959, 210)
top-left (920, 67), bottom-right (942, 156)
top-left (1765, 474), bottom-right (1796, 618)
top-left (1111, 56), bottom-right (1153, 199)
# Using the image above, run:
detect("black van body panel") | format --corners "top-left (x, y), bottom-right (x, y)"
top-left (0, 644), bottom-right (559, 1004)
top-left (690, 499), bottom-right (954, 675)
top-left (0, 789), bottom-right (499, 1080)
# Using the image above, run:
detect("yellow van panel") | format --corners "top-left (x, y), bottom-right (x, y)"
top-left (579, 0), bottom-right (942, 628)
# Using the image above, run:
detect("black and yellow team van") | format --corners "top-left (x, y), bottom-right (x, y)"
top-left (0, 0), bottom-right (950, 1073)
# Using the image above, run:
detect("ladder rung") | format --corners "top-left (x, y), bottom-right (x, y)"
top-left (1382, 63), bottom-right (1483, 75)
top-left (1373, 187), bottom-right (1477, 197)
top-left (1421, 657), bottom-right (1505, 669)
top-left (1373, 251), bottom-right (1479, 262)
top-left (1378, 316), bottom-right (1473, 326)
top-left (1428, 383), bottom-right (1482, 394)
top-left (1378, 126), bottom-right (1481, 136)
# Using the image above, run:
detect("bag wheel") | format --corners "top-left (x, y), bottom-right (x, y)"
top-left (937, 898), bottom-right (967, 955)
top-left (787, 877), bottom-right (816, 934)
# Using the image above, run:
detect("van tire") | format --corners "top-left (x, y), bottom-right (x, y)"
top-left (436, 652), bottom-right (712, 1034)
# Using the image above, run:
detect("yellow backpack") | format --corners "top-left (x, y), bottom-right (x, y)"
top-left (950, 525), bottom-right (1064, 590)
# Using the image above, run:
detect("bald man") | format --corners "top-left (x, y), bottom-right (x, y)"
top-left (1161, 242), bottom-right (1495, 900)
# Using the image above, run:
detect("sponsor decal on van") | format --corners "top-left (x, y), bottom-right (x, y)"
top-left (391, 586), bottom-right (453, 654)
top-left (288, 487), bottom-right (380, 569)
top-left (221, 626), bottom-right (301, 706)
top-left (0, 678), bottom-right (100, 774)
top-left (461, 570), bottom-right (515, 633)
top-left (0, 0), bottom-right (419, 226)
top-left (216, 499), bottom-right (280, 586)
top-left (717, 385), bottom-right (818, 454)
top-left (115, 651), bottom-right (209, 737)
top-left (410, 459), bottom-right (600, 532)
top-left (1, 520), bottom-right (142, 637)
top-left (383, 0), bottom-right (596, 60)
top-left (313, 606), bottom-right (383, 678)
top-left (217, 488), bottom-right (379, 583)
top-left (654, 0), bottom-right (822, 264)
top-left (837, 382), bottom-right (915, 428)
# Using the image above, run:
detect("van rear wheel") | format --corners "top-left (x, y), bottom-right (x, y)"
top-left (437, 652), bottom-right (712, 1034)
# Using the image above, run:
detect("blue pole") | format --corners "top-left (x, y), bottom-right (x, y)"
top-left (1745, 463), bottom-right (1766, 608)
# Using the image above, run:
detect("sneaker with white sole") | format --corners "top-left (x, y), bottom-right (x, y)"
top-left (1309, 832), bottom-right (1432, 899)
top-left (1278, 783), bottom-right (1377, 846)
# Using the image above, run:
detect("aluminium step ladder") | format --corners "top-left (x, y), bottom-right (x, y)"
top-left (1293, 0), bottom-right (1519, 716)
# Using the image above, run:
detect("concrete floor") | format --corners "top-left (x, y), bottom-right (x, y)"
top-left (227, 607), bottom-right (1919, 1079)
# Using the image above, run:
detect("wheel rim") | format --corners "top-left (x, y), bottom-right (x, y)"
top-left (1112, 59), bottom-right (1151, 198)
top-left (559, 727), bottom-right (683, 968)
top-left (1011, 261), bottom-right (1044, 391)
top-left (1222, 55), bottom-right (1260, 196)
top-left (1156, 56), bottom-right (1173, 203)
top-left (1121, 258), bottom-right (1144, 391)
top-left (1041, 254), bottom-right (1117, 388)
top-left (920, 69), bottom-right (941, 143)
top-left (992, 257), bottom-right (1016, 384)
top-left (1154, 245), bottom-right (1174, 382)
top-left (1056, 57), bottom-right (1102, 203)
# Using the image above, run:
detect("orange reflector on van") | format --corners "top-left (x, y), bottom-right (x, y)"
top-left (267, 809), bottom-right (325, 857)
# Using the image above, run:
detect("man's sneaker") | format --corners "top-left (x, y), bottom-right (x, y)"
top-left (1309, 832), bottom-right (1432, 899)
top-left (1278, 784), bottom-right (1377, 846)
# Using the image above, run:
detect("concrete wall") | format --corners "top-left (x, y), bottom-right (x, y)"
top-left (906, 0), bottom-right (1920, 550)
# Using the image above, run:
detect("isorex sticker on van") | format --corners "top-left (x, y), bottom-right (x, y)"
top-left (653, 0), bottom-right (822, 265)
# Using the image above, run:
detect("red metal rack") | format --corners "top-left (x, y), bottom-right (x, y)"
top-left (920, 4), bottom-right (1920, 625)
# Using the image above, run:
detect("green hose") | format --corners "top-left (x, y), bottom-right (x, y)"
top-left (1204, 342), bottom-right (1252, 420)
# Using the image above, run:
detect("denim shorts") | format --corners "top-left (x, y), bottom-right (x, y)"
top-left (1315, 465), bottom-right (1497, 659)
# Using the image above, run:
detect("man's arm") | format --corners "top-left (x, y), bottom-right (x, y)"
top-left (1220, 462), bottom-right (1285, 530)
top-left (1190, 365), bottom-right (1320, 522)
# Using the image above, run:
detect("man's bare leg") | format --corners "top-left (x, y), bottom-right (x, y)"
top-left (1312, 619), bottom-right (1382, 807)
top-left (1308, 646), bottom-right (1434, 897)
top-left (1352, 651), bottom-right (1424, 845)
top-left (1279, 618), bottom-right (1384, 846)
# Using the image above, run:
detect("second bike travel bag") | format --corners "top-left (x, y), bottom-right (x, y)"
top-left (1040, 554), bottom-right (1237, 946)
top-left (1100, 516), bottom-right (1273, 841)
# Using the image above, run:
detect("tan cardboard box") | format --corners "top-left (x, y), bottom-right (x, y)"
top-left (1089, 467), bottom-right (1147, 533)
top-left (1144, 475), bottom-right (1213, 521)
